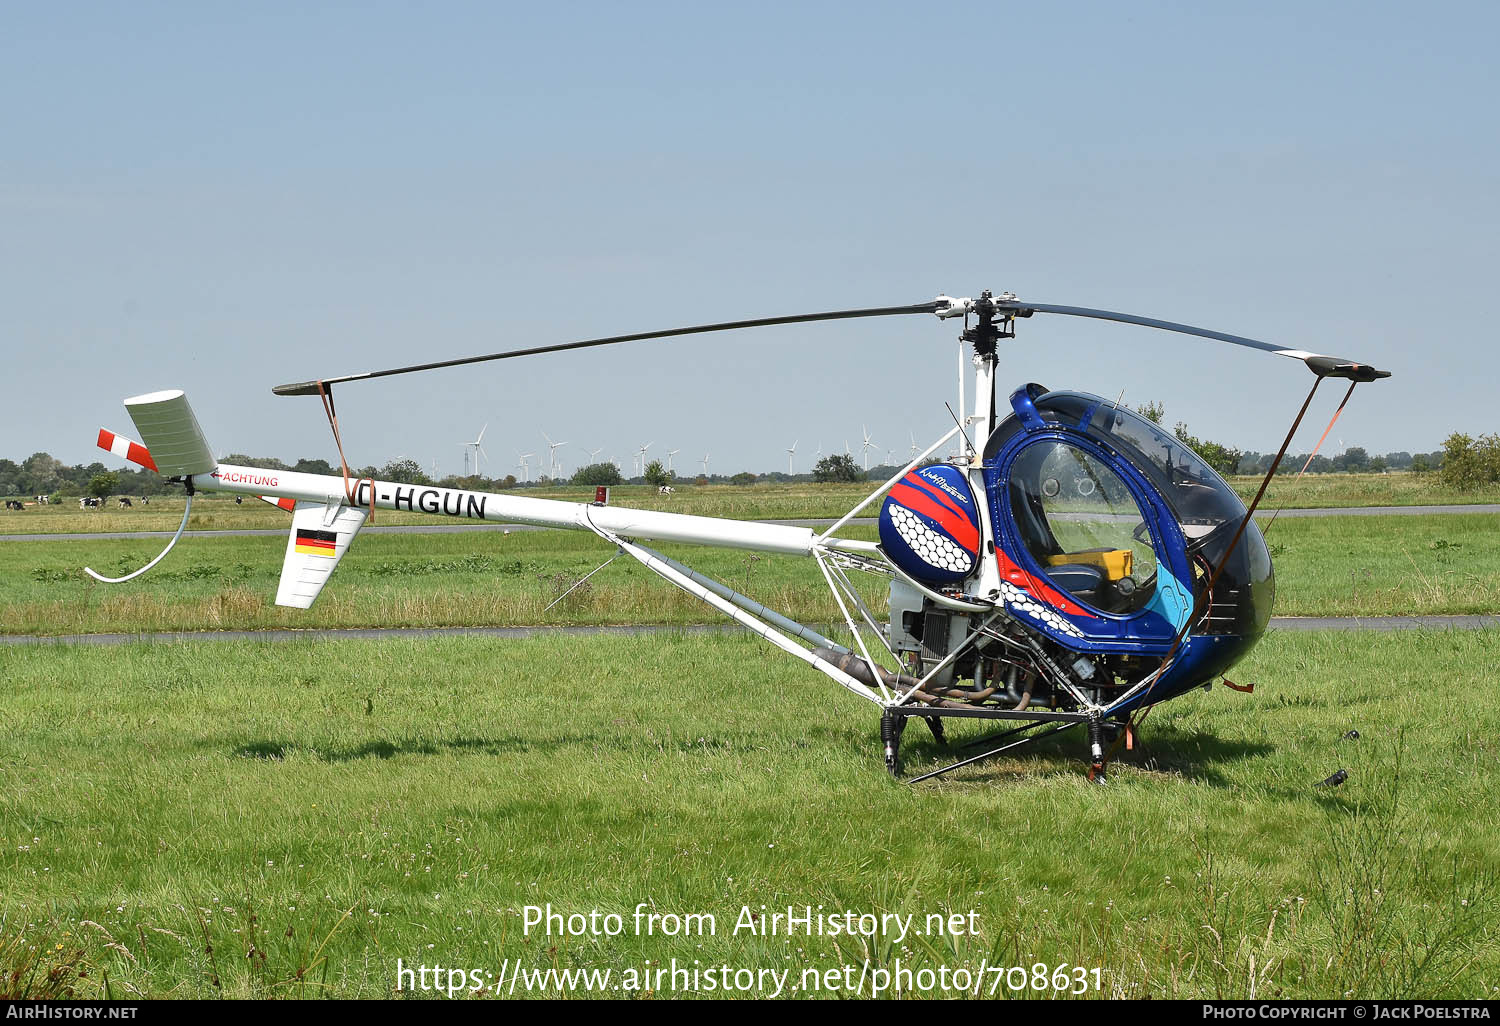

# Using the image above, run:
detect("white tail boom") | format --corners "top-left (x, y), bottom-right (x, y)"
top-left (101, 390), bottom-right (878, 611)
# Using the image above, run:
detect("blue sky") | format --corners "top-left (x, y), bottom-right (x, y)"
top-left (4, 1), bottom-right (1495, 478)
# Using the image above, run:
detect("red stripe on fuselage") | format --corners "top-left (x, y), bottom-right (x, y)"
top-left (994, 549), bottom-right (1095, 619)
top-left (906, 472), bottom-right (970, 521)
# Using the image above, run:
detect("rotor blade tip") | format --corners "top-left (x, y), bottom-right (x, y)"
top-left (1304, 356), bottom-right (1392, 382)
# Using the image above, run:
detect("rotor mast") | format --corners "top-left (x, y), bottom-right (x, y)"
top-left (936, 289), bottom-right (1019, 459)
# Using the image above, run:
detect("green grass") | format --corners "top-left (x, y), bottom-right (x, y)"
top-left (1263, 512), bottom-right (1500, 616)
top-left (0, 630), bottom-right (1495, 998)
top-left (2, 495), bottom-right (292, 535)
top-left (1237, 471), bottom-right (1500, 510)
top-left (3, 514), bottom-right (1497, 636)
top-left (0, 526), bottom-right (884, 635)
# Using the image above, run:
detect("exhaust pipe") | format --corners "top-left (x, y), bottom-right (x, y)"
top-left (813, 648), bottom-right (997, 703)
top-left (812, 648), bottom-right (920, 692)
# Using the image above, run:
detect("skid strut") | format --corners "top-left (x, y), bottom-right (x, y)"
top-left (880, 705), bottom-right (1091, 782)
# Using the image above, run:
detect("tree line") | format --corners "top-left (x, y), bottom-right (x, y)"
top-left (1133, 401), bottom-right (1456, 480)
top-left (0, 453), bottom-right (177, 500)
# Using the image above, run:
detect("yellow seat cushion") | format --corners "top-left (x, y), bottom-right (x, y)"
top-left (1044, 548), bottom-right (1133, 580)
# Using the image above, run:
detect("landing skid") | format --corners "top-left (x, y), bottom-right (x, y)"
top-left (580, 505), bottom-right (1127, 787)
top-left (880, 705), bottom-right (1102, 784)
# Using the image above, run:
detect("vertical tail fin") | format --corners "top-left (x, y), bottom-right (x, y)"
top-left (276, 501), bottom-right (368, 608)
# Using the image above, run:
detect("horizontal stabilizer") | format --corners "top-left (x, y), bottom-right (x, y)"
top-left (123, 390), bottom-right (217, 477)
top-left (275, 501), bottom-right (367, 609)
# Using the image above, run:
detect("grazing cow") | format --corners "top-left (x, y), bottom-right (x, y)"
top-left (658, 485), bottom-right (675, 496)
top-left (4, 500), bottom-right (23, 511)
top-left (36, 495), bottom-right (49, 505)
top-left (118, 497), bottom-right (132, 508)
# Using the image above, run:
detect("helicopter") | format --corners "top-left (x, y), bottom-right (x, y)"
top-left (90, 291), bottom-right (1388, 782)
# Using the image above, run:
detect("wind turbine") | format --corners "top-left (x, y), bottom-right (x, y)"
top-left (587, 447), bottom-right (603, 467)
top-left (786, 439), bottom-right (797, 475)
top-left (861, 425), bottom-right (876, 471)
top-left (541, 431), bottom-right (567, 481)
top-left (636, 442), bottom-right (653, 477)
top-left (909, 431), bottom-right (919, 460)
top-left (700, 453), bottom-right (711, 477)
top-left (667, 448), bottom-right (680, 473)
top-left (517, 452), bottom-right (534, 482)
top-left (463, 424), bottom-right (488, 477)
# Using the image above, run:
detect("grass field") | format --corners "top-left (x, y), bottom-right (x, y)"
top-left (1, 630), bottom-right (1496, 999)
top-left (5, 472), bottom-right (1499, 536)
top-left (2, 513), bottom-right (1497, 636)
top-left (1236, 471), bottom-right (1500, 510)
top-left (3, 478), bottom-right (1496, 1000)
top-left (1, 526), bottom-right (881, 636)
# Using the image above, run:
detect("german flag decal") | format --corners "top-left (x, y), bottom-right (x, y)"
top-left (294, 528), bottom-right (338, 557)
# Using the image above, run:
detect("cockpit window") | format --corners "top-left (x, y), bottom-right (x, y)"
top-left (1044, 395), bottom-right (1248, 539)
top-left (1008, 441), bottom-right (1157, 615)
top-left (984, 388), bottom-right (1274, 638)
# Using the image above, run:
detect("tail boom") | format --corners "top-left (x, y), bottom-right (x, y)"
top-left (191, 464), bottom-right (874, 558)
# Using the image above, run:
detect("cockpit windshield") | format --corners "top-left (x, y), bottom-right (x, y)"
top-left (984, 389), bottom-right (1275, 638)
top-left (1036, 393), bottom-right (1248, 536)
top-left (1096, 408), bottom-right (1243, 529)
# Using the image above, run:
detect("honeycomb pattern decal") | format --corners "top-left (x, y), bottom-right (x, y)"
top-left (1000, 581), bottom-right (1084, 639)
top-left (889, 505), bottom-right (975, 575)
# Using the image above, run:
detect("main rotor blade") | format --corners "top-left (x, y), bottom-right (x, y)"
top-left (1002, 301), bottom-right (1390, 382)
top-left (273, 301), bottom-right (943, 396)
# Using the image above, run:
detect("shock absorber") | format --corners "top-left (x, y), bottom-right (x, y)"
top-left (1087, 716), bottom-right (1107, 784)
top-left (880, 710), bottom-right (904, 778)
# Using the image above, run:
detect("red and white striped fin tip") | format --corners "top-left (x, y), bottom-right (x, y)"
top-left (259, 495), bottom-right (296, 512)
top-left (96, 428), bottom-right (159, 472)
